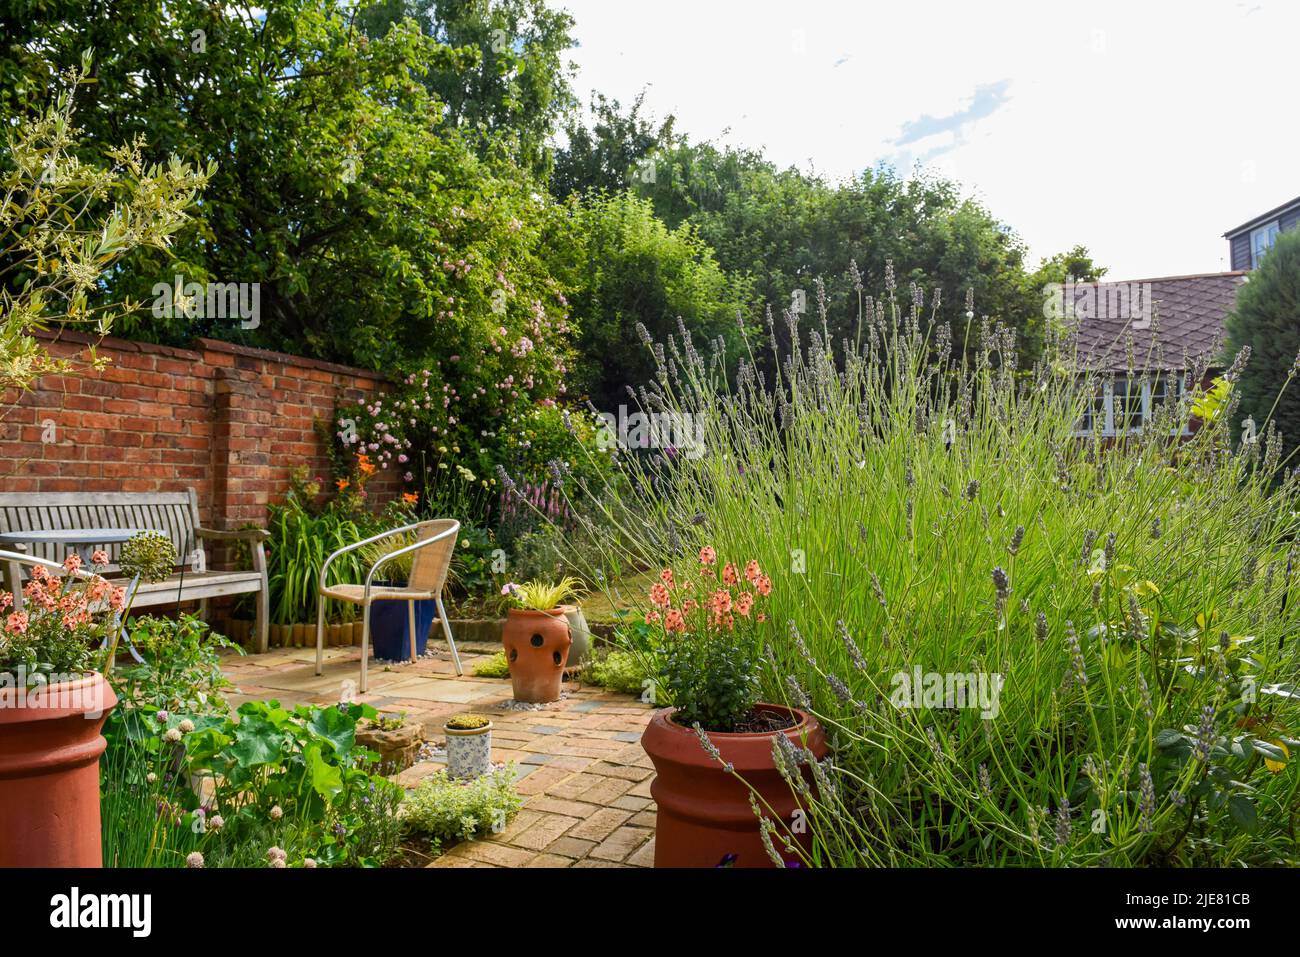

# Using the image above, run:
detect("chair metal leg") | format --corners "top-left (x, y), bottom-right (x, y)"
top-left (408, 600), bottom-right (418, 663)
top-left (360, 601), bottom-right (371, 695)
top-left (438, 597), bottom-right (462, 675)
top-left (314, 596), bottom-right (326, 676)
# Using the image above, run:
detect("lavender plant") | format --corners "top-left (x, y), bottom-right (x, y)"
top-left (530, 266), bottom-right (1300, 867)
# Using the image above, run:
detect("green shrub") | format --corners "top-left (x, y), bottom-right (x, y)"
top-left (583, 648), bottom-right (649, 697)
top-left (580, 274), bottom-right (1300, 867)
top-left (111, 614), bottom-right (239, 713)
top-left (1225, 226), bottom-right (1300, 463)
top-left (400, 766), bottom-right (522, 849)
top-left (472, 652), bottom-right (511, 678)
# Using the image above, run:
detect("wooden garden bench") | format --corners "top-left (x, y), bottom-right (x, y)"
top-left (0, 490), bottom-right (269, 652)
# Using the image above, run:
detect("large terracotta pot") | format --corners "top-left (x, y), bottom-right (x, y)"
top-left (0, 672), bottom-right (117, 867)
top-left (642, 703), bottom-right (827, 868)
top-left (501, 608), bottom-right (571, 703)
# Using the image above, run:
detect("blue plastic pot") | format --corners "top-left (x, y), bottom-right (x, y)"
top-left (366, 585), bottom-right (437, 661)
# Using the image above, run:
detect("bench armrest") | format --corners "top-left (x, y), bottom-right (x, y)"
top-left (195, 526), bottom-right (271, 543)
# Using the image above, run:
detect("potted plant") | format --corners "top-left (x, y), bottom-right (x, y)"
top-left (638, 549), bottom-right (827, 867)
top-left (357, 529), bottom-right (438, 661)
top-left (0, 553), bottom-right (125, 867)
top-left (499, 578), bottom-right (581, 702)
top-left (443, 713), bottom-right (494, 779)
top-left (356, 711), bottom-right (424, 774)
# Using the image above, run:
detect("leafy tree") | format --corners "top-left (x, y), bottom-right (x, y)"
top-left (551, 91), bottom-right (673, 200)
top-left (567, 192), bottom-right (752, 411)
top-left (357, 0), bottom-right (578, 174)
top-left (620, 131), bottom-right (1077, 364)
top-left (0, 1), bottom-right (576, 395)
top-left (1224, 227), bottom-right (1300, 459)
top-left (0, 55), bottom-right (208, 395)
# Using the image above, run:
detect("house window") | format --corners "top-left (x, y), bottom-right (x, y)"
top-left (1074, 374), bottom-right (1187, 437)
top-left (1251, 221), bottom-right (1280, 268)
top-left (1113, 378), bottom-right (1144, 433)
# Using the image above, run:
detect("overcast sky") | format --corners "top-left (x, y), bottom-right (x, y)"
top-left (556, 0), bottom-right (1298, 281)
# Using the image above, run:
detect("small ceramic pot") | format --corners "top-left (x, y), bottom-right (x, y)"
top-left (444, 720), bottom-right (493, 779)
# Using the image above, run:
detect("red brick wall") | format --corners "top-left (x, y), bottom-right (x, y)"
top-left (0, 332), bottom-right (398, 527)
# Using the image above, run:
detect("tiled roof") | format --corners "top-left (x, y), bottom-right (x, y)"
top-left (1068, 272), bottom-right (1246, 373)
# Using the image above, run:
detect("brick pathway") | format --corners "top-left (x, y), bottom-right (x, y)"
top-left (219, 640), bottom-right (656, 868)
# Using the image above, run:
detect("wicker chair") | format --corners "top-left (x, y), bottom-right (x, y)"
top-left (314, 519), bottom-right (462, 694)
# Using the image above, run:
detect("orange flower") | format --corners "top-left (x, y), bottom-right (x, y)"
top-left (722, 562), bottom-right (739, 586)
top-left (659, 567), bottom-right (674, 587)
top-left (744, 560), bottom-right (762, 583)
top-left (336, 478), bottom-right (350, 491)
top-left (644, 610), bottom-right (662, 624)
top-left (756, 613), bottom-right (767, 623)
top-left (649, 582), bottom-right (672, 608)
top-left (664, 609), bottom-right (687, 633)
top-left (755, 575), bottom-right (772, 597)
top-left (735, 592), bottom-right (754, 617)
top-left (698, 546), bottom-right (717, 566)
top-left (682, 599), bottom-right (699, 614)
top-left (402, 492), bottom-right (419, 506)
top-left (356, 453), bottom-right (377, 477)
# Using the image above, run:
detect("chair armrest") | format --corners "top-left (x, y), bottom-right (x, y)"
top-left (195, 526), bottom-right (271, 543)
top-left (318, 520), bottom-right (432, 592)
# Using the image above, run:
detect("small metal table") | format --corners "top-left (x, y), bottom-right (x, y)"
top-left (0, 527), bottom-right (165, 664)
top-left (0, 527), bottom-right (160, 565)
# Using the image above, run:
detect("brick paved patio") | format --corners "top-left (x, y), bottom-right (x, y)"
top-left (219, 639), bottom-right (656, 868)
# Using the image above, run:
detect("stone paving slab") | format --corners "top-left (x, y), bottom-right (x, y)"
top-left (220, 644), bottom-right (658, 868)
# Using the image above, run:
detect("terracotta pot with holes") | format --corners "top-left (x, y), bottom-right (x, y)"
top-left (501, 609), bottom-right (571, 703)
top-left (641, 703), bottom-right (826, 868)
top-left (0, 672), bottom-right (117, 867)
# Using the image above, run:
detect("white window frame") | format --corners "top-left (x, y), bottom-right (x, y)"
top-left (1074, 374), bottom-right (1190, 438)
top-left (1251, 221), bottom-right (1281, 269)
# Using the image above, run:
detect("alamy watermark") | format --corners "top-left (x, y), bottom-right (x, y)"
top-left (595, 404), bottom-right (707, 459)
top-left (152, 274), bottom-right (260, 329)
top-left (890, 666), bottom-right (1005, 719)
top-left (1042, 281), bottom-right (1153, 329)
top-left (0, 667), bottom-right (106, 717)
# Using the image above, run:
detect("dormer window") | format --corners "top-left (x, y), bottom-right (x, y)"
top-left (1252, 221), bottom-right (1280, 268)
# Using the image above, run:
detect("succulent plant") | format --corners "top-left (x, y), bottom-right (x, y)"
top-left (445, 713), bottom-right (490, 731)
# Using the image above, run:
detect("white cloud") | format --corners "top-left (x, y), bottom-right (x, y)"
top-left (558, 0), bottom-right (1299, 279)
